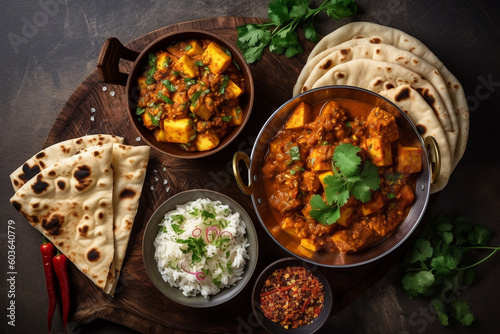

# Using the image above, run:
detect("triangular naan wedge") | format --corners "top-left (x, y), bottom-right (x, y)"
top-left (10, 144), bottom-right (116, 289)
top-left (10, 134), bottom-right (123, 191)
top-left (106, 144), bottom-right (150, 295)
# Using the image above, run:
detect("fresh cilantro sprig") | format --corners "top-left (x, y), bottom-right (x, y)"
top-left (237, 0), bottom-right (357, 63)
top-left (309, 143), bottom-right (380, 225)
top-left (401, 214), bottom-right (500, 327)
top-left (176, 236), bottom-right (207, 263)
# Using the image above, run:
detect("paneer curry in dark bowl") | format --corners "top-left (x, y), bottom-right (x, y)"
top-left (233, 86), bottom-right (439, 267)
top-left (97, 30), bottom-right (254, 158)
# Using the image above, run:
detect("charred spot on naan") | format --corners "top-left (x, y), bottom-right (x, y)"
top-left (32, 174), bottom-right (50, 194)
top-left (415, 87), bottom-right (437, 114)
top-left (79, 225), bottom-right (89, 238)
top-left (87, 248), bottom-right (101, 262)
top-left (11, 201), bottom-right (22, 211)
top-left (395, 86), bottom-right (411, 102)
top-left (320, 59), bottom-right (333, 70)
top-left (42, 213), bottom-right (64, 235)
top-left (119, 188), bottom-right (137, 199)
top-left (19, 163), bottom-right (41, 183)
top-left (74, 165), bottom-right (92, 191)
top-left (57, 180), bottom-right (66, 190)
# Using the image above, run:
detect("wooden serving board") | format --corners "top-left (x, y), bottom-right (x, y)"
top-left (45, 17), bottom-right (435, 333)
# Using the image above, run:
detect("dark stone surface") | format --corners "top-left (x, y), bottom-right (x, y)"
top-left (1, 1), bottom-right (500, 333)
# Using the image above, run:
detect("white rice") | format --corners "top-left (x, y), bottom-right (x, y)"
top-left (153, 198), bottom-right (249, 298)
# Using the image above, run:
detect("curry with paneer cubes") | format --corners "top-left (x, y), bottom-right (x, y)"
top-left (262, 99), bottom-right (423, 254)
top-left (135, 39), bottom-right (245, 151)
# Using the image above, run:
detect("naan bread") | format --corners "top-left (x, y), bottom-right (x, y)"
top-left (10, 144), bottom-right (116, 290)
top-left (106, 144), bottom-right (150, 296)
top-left (295, 42), bottom-right (458, 157)
top-left (10, 134), bottom-right (124, 191)
top-left (302, 21), bottom-right (468, 168)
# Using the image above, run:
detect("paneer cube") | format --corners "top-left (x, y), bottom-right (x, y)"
top-left (137, 76), bottom-right (148, 90)
top-left (301, 203), bottom-right (313, 221)
top-left (186, 40), bottom-right (203, 56)
top-left (319, 171), bottom-right (334, 189)
top-left (285, 101), bottom-right (312, 130)
top-left (225, 79), bottom-right (243, 99)
top-left (162, 118), bottom-right (195, 143)
top-left (174, 54), bottom-right (198, 78)
top-left (202, 42), bottom-right (231, 74)
top-left (366, 107), bottom-right (399, 142)
top-left (361, 192), bottom-right (385, 216)
top-left (228, 106), bottom-right (244, 126)
top-left (363, 137), bottom-right (393, 166)
top-left (281, 216), bottom-right (295, 230)
top-left (300, 238), bottom-right (319, 252)
top-left (153, 127), bottom-right (168, 142)
top-left (194, 130), bottom-right (220, 151)
top-left (331, 221), bottom-right (374, 253)
top-left (156, 52), bottom-right (172, 71)
top-left (396, 184), bottom-right (415, 208)
top-left (337, 206), bottom-right (355, 227)
top-left (190, 100), bottom-right (213, 120)
top-left (308, 147), bottom-right (333, 171)
top-left (396, 146), bottom-right (423, 173)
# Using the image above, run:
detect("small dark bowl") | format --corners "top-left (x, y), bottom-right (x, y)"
top-left (142, 189), bottom-right (259, 308)
top-left (98, 30), bottom-right (254, 159)
top-left (252, 257), bottom-right (333, 333)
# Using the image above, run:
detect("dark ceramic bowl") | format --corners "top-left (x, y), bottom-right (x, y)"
top-left (252, 257), bottom-right (333, 333)
top-left (142, 189), bottom-right (258, 308)
top-left (98, 30), bottom-right (254, 159)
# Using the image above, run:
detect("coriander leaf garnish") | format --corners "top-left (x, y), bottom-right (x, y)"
top-left (162, 79), bottom-right (177, 92)
top-left (309, 194), bottom-right (340, 225)
top-left (310, 143), bottom-right (380, 225)
top-left (400, 214), bottom-right (500, 327)
top-left (176, 236), bottom-right (206, 263)
top-left (158, 91), bottom-right (174, 105)
top-left (288, 145), bottom-right (301, 161)
top-left (236, 0), bottom-right (357, 63)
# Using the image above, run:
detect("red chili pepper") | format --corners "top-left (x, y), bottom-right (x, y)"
top-left (40, 236), bottom-right (57, 334)
top-left (53, 250), bottom-right (70, 333)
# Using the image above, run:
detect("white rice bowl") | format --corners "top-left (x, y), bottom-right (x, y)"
top-left (154, 198), bottom-right (249, 298)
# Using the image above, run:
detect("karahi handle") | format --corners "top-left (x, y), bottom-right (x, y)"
top-left (97, 37), bottom-right (139, 86)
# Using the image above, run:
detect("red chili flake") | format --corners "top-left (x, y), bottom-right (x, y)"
top-left (259, 266), bottom-right (325, 329)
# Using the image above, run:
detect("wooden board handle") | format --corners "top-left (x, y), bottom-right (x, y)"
top-left (97, 37), bottom-right (139, 86)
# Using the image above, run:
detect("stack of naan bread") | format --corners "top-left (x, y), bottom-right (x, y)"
top-left (293, 22), bottom-right (469, 193)
top-left (10, 134), bottom-right (150, 296)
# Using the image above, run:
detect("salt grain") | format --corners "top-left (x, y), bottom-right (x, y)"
top-left (150, 186), bottom-right (154, 191)
top-left (154, 176), bottom-right (158, 182)
top-left (166, 187), bottom-right (170, 192)
top-left (90, 115), bottom-right (95, 122)
top-left (163, 179), bottom-right (168, 185)
top-left (90, 107), bottom-right (96, 113)
top-left (110, 91), bottom-right (115, 97)
top-left (136, 137), bottom-right (141, 141)
top-left (102, 86), bottom-right (107, 91)
top-left (153, 169), bottom-right (158, 173)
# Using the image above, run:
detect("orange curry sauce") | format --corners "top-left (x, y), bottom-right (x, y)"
top-left (261, 99), bottom-right (423, 254)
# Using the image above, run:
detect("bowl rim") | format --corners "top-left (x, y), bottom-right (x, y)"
top-left (142, 189), bottom-right (259, 308)
top-left (248, 85), bottom-right (431, 268)
top-left (125, 29), bottom-right (255, 159)
top-left (251, 257), bottom-right (333, 333)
